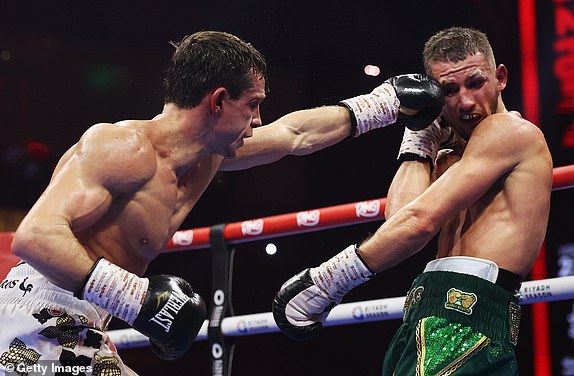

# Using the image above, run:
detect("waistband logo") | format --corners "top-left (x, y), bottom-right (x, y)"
top-left (444, 288), bottom-right (477, 315)
top-left (19, 277), bottom-right (33, 297)
top-left (0, 277), bottom-right (34, 297)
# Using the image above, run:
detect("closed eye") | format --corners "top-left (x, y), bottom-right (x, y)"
top-left (468, 78), bottom-right (486, 90)
top-left (442, 83), bottom-right (458, 97)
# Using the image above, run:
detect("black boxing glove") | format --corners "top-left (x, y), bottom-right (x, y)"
top-left (339, 73), bottom-right (444, 136)
top-left (385, 74), bottom-right (444, 131)
top-left (77, 258), bottom-right (206, 360)
top-left (272, 245), bottom-right (372, 341)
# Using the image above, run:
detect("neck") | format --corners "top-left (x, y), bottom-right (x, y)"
top-left (496, 96), bottom-right (507, 114)
top-left (148, 103), bottom-right (212, 174)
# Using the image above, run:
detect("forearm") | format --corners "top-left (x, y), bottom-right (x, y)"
top-left (282, 106), bottom-right (353, 156)
top-left (386, 120), bottom-right (455, 218)
top-left (385, 160), bottom-right (431, 219)
top-left (221, 106), bottom-right (352, 171)
top-left (359, 205), bottom-right (438, 272)
top-left (11, 216), bottom-right (94, 291)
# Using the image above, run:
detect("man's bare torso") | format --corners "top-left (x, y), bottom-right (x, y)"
top-left (435, 120), bottom-right (552, 277)
top-left (53, 121), bottom-right (222, 275)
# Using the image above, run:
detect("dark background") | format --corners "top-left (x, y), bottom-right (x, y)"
top-left (1, 1), bottom-right (573, 375)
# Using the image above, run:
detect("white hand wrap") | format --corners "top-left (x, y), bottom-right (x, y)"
top-left (340, 83), bottom-right (400, 137)
top-left (82, 259), bottom-right (149, 325)
top-left (310, 244), bottom-right (373, 302)
top-left (397, 119), bottom-right (454, 163)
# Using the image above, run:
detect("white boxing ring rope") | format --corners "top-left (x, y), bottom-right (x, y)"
top-left (110, 276), bottom-right (574, 348)
top-left (105, 164), bottom-right (574, 349)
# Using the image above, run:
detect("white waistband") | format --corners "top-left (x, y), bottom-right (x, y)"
top-left (0, 263), bottom-right (111, 327)
top-left (423, 256), bottom-right (499, 283)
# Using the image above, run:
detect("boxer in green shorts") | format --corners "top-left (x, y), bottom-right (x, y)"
top-left (273, 27), bottom-right (552, 375)
top-left (383, 261), bottom-right (522, 375)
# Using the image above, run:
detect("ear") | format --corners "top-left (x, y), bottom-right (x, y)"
top-left (495, 64), bottom-right (508, 91)
top-left (210, 87), bottom-right (227, 113)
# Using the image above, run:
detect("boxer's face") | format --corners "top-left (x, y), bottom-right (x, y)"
top-left (430, 53), bottom-right (507, 140)
top-left (211, 74), bottom-right (266, 158)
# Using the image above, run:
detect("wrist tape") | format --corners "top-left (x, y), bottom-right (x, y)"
top-left (397, 119), bottom-right (452, 163)
top-left (81, 258), bottom-right (149, 325)
top-left (339, 83), bottom-right (399, 137)
top-left (310, 244), bottom-right (373, 301)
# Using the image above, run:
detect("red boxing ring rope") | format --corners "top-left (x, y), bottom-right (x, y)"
top-left (108, 164), bottom-right (574, 349)
top-left (164, 164), bottom-right (574, 252)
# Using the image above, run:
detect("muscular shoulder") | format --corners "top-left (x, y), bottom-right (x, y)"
top-left (470, 112), bottom-right (547, 157)
top-left (74, 123), bottom-right (157, 189)
top-left (478, 112), bottom-right (542, 138)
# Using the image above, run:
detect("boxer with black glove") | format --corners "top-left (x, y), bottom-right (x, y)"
top-left (272, 244), bottom-right (373, 340)
top-left (339, 73), bottom-right (444, 136)
top-left (77, 258), bottom-right (206, 360)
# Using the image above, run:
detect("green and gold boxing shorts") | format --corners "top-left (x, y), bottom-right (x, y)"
top-left (382, 271), bottom-right (521, 376)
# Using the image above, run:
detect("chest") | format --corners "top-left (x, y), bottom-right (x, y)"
top-left (102, 161), bottom-right (215, 249)
top-left (128, 161), bottom-right (214, 230)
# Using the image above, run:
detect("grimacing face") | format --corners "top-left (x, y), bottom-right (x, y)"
top-left (429, 52), bottom-right (507, 140)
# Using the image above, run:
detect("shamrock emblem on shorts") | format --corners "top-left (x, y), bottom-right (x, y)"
top-left (0, 338), bottom-right (41, 375)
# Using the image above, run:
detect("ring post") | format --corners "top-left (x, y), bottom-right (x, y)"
top-left (208, 224), bottom-right (235, 376)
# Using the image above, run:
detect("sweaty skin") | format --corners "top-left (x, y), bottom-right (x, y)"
top-left (366, 53), bottom-right (552, 278)
top-left (11, 75), bottom-right (354, 291)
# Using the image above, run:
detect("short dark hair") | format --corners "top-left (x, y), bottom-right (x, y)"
top-left (423, 27), bottom-right (495, 75)
top-left (164, 31), bottom-right (268, 108)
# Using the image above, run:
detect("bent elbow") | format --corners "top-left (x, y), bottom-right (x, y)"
top-left (384, 202), bottom-right (401, 220)
top-left (11, 220), bottom-right (52, 261)
top-left (11, 227), bottom-right (37, 260)
top-left (404, 206), bottom-right (441, 239)
top-left (416, 220), bottom-right (440, 239)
